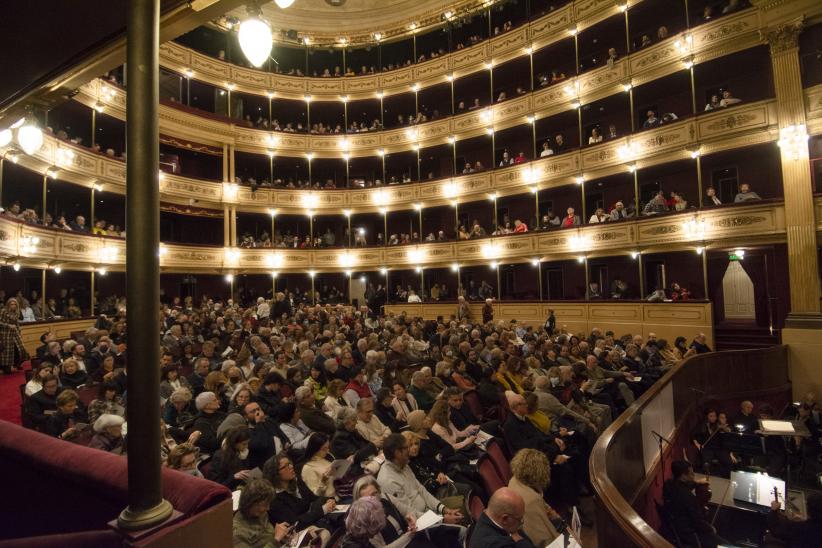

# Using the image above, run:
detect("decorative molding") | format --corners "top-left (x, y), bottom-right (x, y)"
top-left (761, 18), bottom-right (804, 54)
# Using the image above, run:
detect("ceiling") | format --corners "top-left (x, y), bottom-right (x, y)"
top-left (230, 0), bottom-right (478, 41)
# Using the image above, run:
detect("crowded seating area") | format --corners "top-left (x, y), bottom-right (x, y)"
top-left (7, 293), bottom-right (714, 546)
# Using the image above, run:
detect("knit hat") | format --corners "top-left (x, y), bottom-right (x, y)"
top-left (406, 410), bottom-right (427, 433)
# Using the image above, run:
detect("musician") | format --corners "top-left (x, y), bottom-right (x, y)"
top-left (663, 460), bottom-right (727, 548)
top-left (691, 408), bottom-right (736, 477)
top-left (767, 492), bottom-right (822, 547)
top-left (731, 400), bottom-right (758, 434)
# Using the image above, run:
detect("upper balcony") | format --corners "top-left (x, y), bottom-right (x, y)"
top-left (78, 8), bottom-right (764, 157)
top-left (17, 96), bottom-right (782, 214)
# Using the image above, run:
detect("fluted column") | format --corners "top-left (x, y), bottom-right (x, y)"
top-left (766, 21), bottom-right (821, 317)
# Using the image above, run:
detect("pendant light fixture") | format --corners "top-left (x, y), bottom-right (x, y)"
top-left (274, 0), bottom-right (295, 7)
top-left (238, 4), bottom-right (273, 68)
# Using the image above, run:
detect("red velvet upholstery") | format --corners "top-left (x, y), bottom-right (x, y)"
top-left (469, 495), bottom-right (485, 521)
top-left (477, 455), bottom-right (505, 495)
top-left (0, 421), bottom-right (230, 543)
top-left (0, 530), bottom-right (123, 548)
top-left (486, 440), bottom-right (512, 483)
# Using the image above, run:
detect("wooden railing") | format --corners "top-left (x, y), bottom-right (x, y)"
top-left (590, 345), bottom-right (790, 547)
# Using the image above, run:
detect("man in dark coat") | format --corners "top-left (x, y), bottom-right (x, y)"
top-left (469, 487), bottom-right (535, 548)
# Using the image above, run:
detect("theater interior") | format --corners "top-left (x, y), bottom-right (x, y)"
top-left (1, 0), bottom-right (822, 546)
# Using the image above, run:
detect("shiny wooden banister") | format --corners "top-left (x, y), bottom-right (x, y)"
top-left (589, 345), bottom-right (790, 547)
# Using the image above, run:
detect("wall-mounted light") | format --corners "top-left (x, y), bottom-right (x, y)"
top-left (575, 175), bottom-right (584, 185)
top-left (682, 55), bottom-right (694, 70)
top-left (12, 262), bottom-right (21, 272)
top-left (778, 124), bottom-right (809, 160)
top-left (343, 209), bottom-right (352, 217)
top-left (225, 273), bottom-right (234, 282)
top-left (223, 182), bottom-right (239, 200)
top-left (481, 242), bottom-right (501, 259)
top-left (413, 202), bottom-right (422, 211)
top-left (97, 267), bottom-right (108, 276)
top-left (450, 263), bottom-right (460, 272)
top-left (380, 267), bottom-right (388, 275)
top-left (630, 251), bottom-right (639, 260)
top-left (52, 265), bottom-right (62, 274)
top-left (530, 258), bottom-right (540, 267)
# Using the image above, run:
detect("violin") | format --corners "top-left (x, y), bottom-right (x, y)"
top-left (694, 477), bottom-right (713, 511)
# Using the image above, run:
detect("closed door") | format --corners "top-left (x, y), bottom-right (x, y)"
top-left (722, 260), bottom-right (755, 319)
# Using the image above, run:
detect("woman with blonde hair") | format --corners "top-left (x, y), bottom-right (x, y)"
top-left (508, 448), bottom-right (561, 546)
top-left (427, 399), bottom-right (478, 451)
top-left (204, 370), bottom-right (229, 410)
top-left (323, 378), bottom-right (350, 417)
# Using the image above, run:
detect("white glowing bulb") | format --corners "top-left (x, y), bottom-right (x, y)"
top-left (0, 129), bottom-right (11, 147)
top-left (274, 0), bottom-right (295, 8)
top-left (17, 122), bottom-right (44, 155)
top-left (53, 266), bottom-right (62, 274)
top-left (238, 17), bottom-right (273, 68)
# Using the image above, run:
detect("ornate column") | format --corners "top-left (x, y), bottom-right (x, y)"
top-left (765, 20), bottom-right (820, 318)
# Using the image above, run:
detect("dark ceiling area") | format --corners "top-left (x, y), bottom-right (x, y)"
top-left (0, 0), bottom-right (199, 112)
top-left (0, 0), bottom-right (129, 109)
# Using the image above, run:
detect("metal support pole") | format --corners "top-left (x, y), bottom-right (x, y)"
top-left (624, 9), bottom-right (631, 54)
top-left (638, 253), bottom-right (645, 299)
top-left (633, 170), bottom-right (640, 214)
top-left (118, 0), bottom-right (172, 531)
top-left (695, 155), bottom-right (704, 210)
top-left (311, 275), bottom-right (316, 305)
top-left (456, 266), bottom-right (462, 297)
top-left (580, 181), bottom-right (586, 220)
top-left (689, 67), bottom-right (697, 116)
top-left (42, 175), bottom-right (47, 221)
top-left (41, 269), bottom-right (46, 320)
top-left (496, 265), bottom-right (501, 301)
top-left (701, 249), bottom-right (708, 299)
top-left (90, 187), bottom-right (96, 227)
top-left (347, 217), bottom-right (352, 247)
top-left (531, 120), bottom-right (537, 161)
top-left (420, 269), bottom-right (425, 299)
top-left (537, 261), bottom-right (543, 300)
top-left (309, 213), bottom-right (314, 244)
top-left (90, 270), bottom-right (95, 315)
top-left (629, 89), bottom-right (636, 132)
top-left (418, 209), bottom-right (423, 242)
top-left (0, 158), bottom-right (4, 205)
top-left (91, 109), bottom-right (97, 148)
top-left (583, 257), bottom-right (590, 300)
top-left (383, 212), bottom-right (388, 246)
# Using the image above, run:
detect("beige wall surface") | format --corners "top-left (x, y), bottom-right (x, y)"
top-left (385, 301), bottom-right (713, 346)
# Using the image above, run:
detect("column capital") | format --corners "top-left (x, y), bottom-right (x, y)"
top-left (761, 18), bottom-right (804, 54)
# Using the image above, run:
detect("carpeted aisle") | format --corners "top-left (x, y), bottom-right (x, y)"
top-left (0, 369), bottom-right (25, 425)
